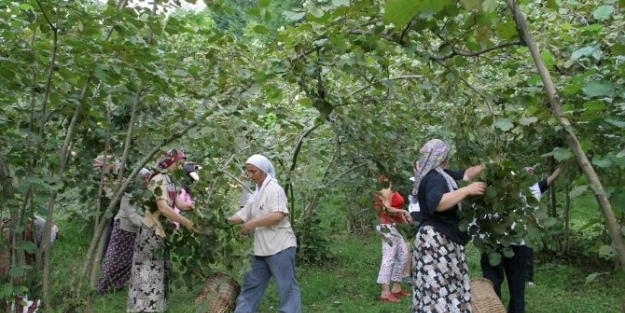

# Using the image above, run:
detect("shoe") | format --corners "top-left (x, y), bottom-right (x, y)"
top-left (380, 294), bottom-right (401, 303)
top-left (392, 290), bottom-right (411, 297)
top-left (528, 281), bottom-right (535, 288)
top-left (402, 276), bottom-right (413, 285)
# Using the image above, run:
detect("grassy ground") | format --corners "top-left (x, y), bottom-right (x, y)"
top-left (51, 230), bottom-right (620, 312)
top-left (46, 194), bottom-right (621, 312)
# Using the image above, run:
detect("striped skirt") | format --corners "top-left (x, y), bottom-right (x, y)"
top-left (413, 226), bottom-right (471, 313)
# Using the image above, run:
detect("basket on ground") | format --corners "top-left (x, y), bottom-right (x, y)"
top-left (195, 272), bottom-right (241, 313)
top-left (470, 278), bottom-right (506, 313)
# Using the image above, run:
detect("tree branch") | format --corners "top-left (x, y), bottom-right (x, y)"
top-left (349, 75), bottom-right (424, 96)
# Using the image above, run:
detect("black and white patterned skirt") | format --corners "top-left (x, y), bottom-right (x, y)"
top-left (412, 225), bottom-right (471, 313)
top-left (126, 224), bottom-right (170, 313)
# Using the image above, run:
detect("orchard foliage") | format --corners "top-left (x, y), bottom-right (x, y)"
top-left (0, 0), bottom-right (624, 309)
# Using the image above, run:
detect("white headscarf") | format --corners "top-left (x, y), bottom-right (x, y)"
top-left (245, 154), bottom-right (277, 202)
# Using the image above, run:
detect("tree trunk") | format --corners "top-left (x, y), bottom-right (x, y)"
top-left (505, 0), bottom-right (625, 271)
top-left (563, 179), bottom-right (571, 254)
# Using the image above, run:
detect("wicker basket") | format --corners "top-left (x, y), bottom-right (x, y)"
top-left (195, 272), bottom-right (241, 313)
top-left (470, 278), bottom-right (506, 313)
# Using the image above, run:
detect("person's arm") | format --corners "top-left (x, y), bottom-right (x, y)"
top-left (380, 189), bottom-right (407, 215)
top-left (241, 184), bottom-right (290, 235)
top-left (432, 181), bottom-right (487, 212)
top-left (241, 212), bottom-right (286, 235)
top-left (463, 164), bottom-right (486, 181)
top-left (546, 166), bottom-right (563, 187)
top-left (245, 212), bottom-right (286, 228)
top-left (124, 198), bottom-right (144, 228)
top-left (175, 190), bottom-right (195, 211)
top-left (156, 199), bottom-right (194, 231)
top-left (228, 207), bottom-right (247, 225)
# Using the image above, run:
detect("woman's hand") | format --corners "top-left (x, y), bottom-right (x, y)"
top-left (403, 211), bottom-right (413, 223)
top-left (464, 182), bottom-right (487, 196)
top-left (464, 165), bottom-right (486, 181)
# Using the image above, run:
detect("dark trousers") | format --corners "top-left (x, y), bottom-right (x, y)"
top-left (481, 245), bottom-right (529, 313)
top-left (526, 248), bottom-right (534, 282)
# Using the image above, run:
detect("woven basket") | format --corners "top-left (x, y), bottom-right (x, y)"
top-left (470, 278), bottom-right (506, 313)
top-left (195, 272), bottom-right (241, 313)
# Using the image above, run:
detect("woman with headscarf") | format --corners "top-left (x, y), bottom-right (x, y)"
top-left (411, 139), bottom-right (487, 313)
top-left (374, 174), bottom-right (412, 303)
top-left (97, 168), bottom-right (151, 295)
top-left (127, 149), bottom-right (197, 313)
top-left (227, 154), bottom-right (302, 313)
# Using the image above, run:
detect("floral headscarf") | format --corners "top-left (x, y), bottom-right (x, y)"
top-left (412, 139), bottom-right (461, 209)
top-left (151, 149), bottom-right (186, 202)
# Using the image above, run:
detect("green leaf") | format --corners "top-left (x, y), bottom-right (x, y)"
top-left (571, 44), bottom-right (600, 60)
top-left (8, 267), bottom-right (24, 278)
top-left (481, 0), bottom-right (497, 11)
top-left (332, 0), bottom-right (350, 7)
top-left (598, 245), bottom-right (613, 257)
top-left (459, 0), bottom-right (483, 11)
top-left (541, 51), bottom-right (555, 69)
top-left (592, 5), bottom-right (615, 20)
top-left (585, 272), bottom-right (599, 284)
top-left (283, 11), bottom-right (306, 22)
top-left (605, 118), bottom-right (625, 128)
top-left (583, 100), bottom-right (606, 111)
top-left (570, 185), bottom-right (588, 198)
top-left (592, 155), bottom-right (612, 168)
top-left (488, 251), bottom-right (501, 266)
top-left (493, 119), bottom-right (514, 131)
top-left (616, 149), bottom-right (625, 158)
top-left (611, 44), bottom-right (625, 56)
top-left (546, 0), bottom-right (558, 9)
top-left (553, 147), bottom-right (572, 161)
top-left (253, 24), bottom-right (269, 34)
top-left (519, 116), bottom-right (538, 126)
top-left (383, 0), bottom-right (452, 28)
top-left (306, 2), bottom-right (325, 18)
top-left (583, 81), bottom-right (613, 97)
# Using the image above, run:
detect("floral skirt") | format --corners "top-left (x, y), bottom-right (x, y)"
top-left (412, 226), bottom-right (471, 313)
top-left (97, 219), bottom-right (137, 295)
top-left (126, 224), bottom-right (170, 313)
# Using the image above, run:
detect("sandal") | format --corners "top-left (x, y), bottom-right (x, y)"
top-left (380, 293), bottom-right (401, 303)
top-left (392, 290), bottom-right (411, 297)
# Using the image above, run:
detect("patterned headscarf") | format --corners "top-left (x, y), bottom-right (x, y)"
top-left (412, 139), bottom-right (460, 209)
top-left (150, 149), bottom-right (186, 202)
top-left (156, 149), bottom-right (186, 170)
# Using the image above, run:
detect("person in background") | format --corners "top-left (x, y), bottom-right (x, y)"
top-left (171, 162), bottom-right (200, 230)
top-left (227, 154), bottom-right (301, 313)
top-left (480, 165), bottom-right (563, 313)
top-left (96, 168), bottom-right (151, 295)
top-left (525, 166), bottom-right (562, 288)
top-left (411, 139), bottom-right (487, 313)
top-left (127, 149), bottom-right (198, 313)
top-left (403, 172), bottom-right (422, 286)
top-left (374, 174), bottom-right (412, 303)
